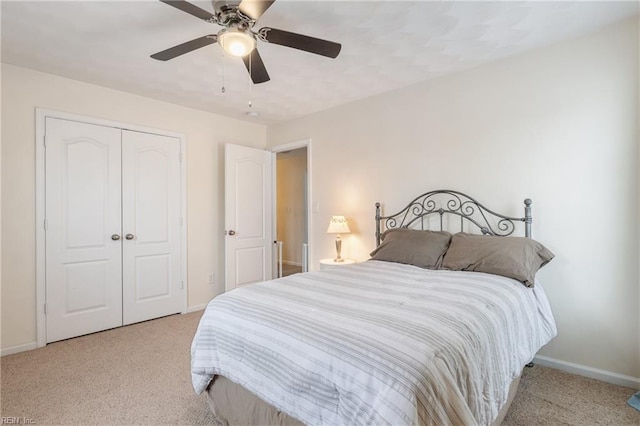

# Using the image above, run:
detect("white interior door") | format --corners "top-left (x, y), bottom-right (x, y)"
top-left (225, 143), bottom-right (273, 291)
top-left (45, 118), bottom-right (123, 343)
top-left (122, 130), bottom-right (183, 325)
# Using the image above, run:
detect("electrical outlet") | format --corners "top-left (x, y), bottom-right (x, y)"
top-left (209, 273), bottom-right (215, 284)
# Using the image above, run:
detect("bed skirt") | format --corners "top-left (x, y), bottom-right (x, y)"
top-left (205, 373), bottom-right (522, 426)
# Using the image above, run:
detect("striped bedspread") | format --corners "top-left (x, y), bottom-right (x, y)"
top-left (191, 260), bottom-right (557, 426)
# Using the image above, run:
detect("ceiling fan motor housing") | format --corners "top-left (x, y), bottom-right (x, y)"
top-left (213, 0), bottom-right (241, 13)
top-left (214, 1), bottom-right (254, 27)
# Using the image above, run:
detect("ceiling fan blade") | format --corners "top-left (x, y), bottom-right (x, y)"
top-left (260, 27), bottom-right (341, 58)
top-left (242, 49), bottom-right (270, 84)
top-left (160, 0), bottom-right (215, 21)
top-left (151, 35), bottom-right (217, 61)
top-left (238, 0), bottom-right (275, 21)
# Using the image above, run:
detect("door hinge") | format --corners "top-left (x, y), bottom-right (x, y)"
top-left (180, 217), bottom-right (183, 226)
top-left (44, 303), bottom-right (47, 314)
top-left (181, 281), bottom-right (185, 290)
top-left (179, 153), bottom-right (183, 162)
top-left (44, 219), bottom-right (48, 231)
top-left (43, 134), bottom-right (47, 147)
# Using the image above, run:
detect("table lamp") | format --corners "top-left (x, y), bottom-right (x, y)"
top-left (326, 216), bottom-right (351, 262)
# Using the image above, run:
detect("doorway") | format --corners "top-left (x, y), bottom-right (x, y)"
top-left (273, 143), bottom-right (311, 277)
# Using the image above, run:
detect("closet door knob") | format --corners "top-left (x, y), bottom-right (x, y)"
top-left (228, 230), bottom-right (236, 236)
top-left (125, 234), bottom-right (135, 240)
top-left (111, 234), bottom-right (121, 241)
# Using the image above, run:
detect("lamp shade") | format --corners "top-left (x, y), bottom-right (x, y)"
top-left (326, 216), bottom-right (350, 234)
top-left (218, 28), bottom-right (256, 57)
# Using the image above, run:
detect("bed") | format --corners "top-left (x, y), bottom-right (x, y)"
top-left (191, 190), bottom-right (557, 426)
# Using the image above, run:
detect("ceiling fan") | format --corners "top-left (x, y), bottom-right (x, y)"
top-left (151, 0), bottom-right (342, 84)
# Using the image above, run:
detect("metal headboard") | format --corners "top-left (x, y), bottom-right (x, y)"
top-left (375, 190), bottom-right (532, 247)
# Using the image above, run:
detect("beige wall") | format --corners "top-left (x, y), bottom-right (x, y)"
top-left (0, 56), bottom-right (3, 351)
top-left (1, 64), bottom-right (266, 350)
top-left (268, 19), bottom-right (640, 379)
top-left (276, 149), bottom-right (307, 265)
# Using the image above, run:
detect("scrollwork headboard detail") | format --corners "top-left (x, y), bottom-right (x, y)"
top-left (375, 190), bottom-right (532, 247)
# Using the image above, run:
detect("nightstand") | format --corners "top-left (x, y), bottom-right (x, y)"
top-left (319, 258), bottom-right (356, 270)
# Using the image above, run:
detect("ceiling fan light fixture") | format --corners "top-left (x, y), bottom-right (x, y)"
top-left (218, 28), bottom-right (256, 57)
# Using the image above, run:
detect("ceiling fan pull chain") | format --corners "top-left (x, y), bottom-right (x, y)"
top-left (221, 49), bottom-right (226, 94)
top-left (248, 53), bottom-right (253, 108)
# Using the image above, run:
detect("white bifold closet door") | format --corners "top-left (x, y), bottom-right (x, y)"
top-left (45, 118), bottom-right (182, 343)
top-left (45, 119), bottom-right (123, 342)
top-left (121, 130), bottom-right (181, 326)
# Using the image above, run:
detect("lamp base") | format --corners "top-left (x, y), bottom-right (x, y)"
top-left (334, 235), bottom-right (343, 262)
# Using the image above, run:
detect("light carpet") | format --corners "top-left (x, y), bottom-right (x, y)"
top-left (1, 311), bottom-right (638, 425)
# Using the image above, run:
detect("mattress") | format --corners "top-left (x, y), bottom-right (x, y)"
top-left (191, 260), bottom-right (557, 425)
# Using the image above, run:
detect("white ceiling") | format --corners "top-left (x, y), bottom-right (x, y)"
top-left (2, 1), bottom-right (638, 124)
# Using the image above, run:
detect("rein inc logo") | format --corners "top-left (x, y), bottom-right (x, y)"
top-left (1, 418), bottom-right (35, 424)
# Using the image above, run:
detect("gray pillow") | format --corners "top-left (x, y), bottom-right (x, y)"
top-left (441, 233), bottom-right (554, 287)
top-left (370, 228), bottom-right (452, 269)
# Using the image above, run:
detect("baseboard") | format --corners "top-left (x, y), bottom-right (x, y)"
top-left (186, 303), bottom-right (207, 313)
top-left (4, 308), bottom-right (207, 355)
top-left (534, 355), bottom-right (640, 390)
top-left (1, 342), bottom-right (37, 357)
